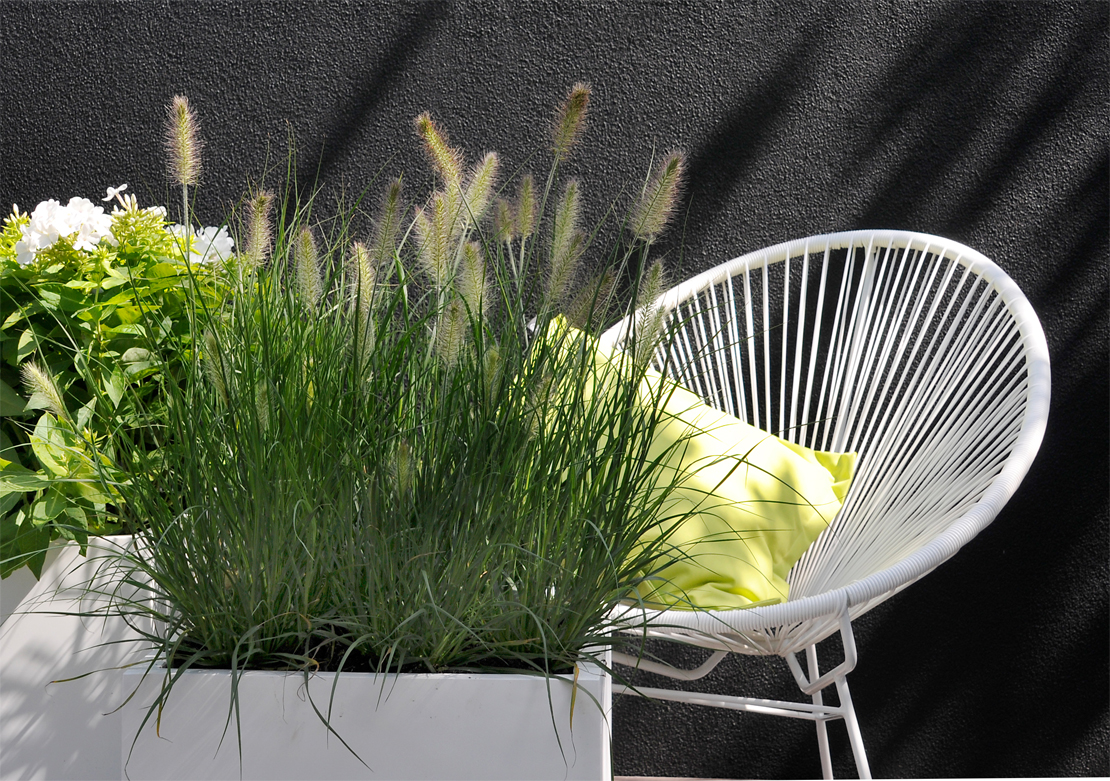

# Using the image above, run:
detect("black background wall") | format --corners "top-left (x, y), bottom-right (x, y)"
top-left (1, 1), bottom-right (1106, 777)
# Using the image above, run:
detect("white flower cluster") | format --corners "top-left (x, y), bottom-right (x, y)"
top-left (11, 185), bottom-right (233, 267)
top-left (167, 224), bottom-right (235, 265)
top-left (15, 197), bottom-right (114, 265)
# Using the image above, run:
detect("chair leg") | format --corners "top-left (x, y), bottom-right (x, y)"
top-left (807, 645), bottom-right (834, 780)
top-left (834, 674), bottom-right (872, 779)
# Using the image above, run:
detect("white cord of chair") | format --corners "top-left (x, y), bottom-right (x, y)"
top-left (604, 230), bottom-right (1051, 656)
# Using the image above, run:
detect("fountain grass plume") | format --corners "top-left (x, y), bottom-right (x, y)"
top-left (20, 361), bottom-right (69, 423)
top-left (631, 150), bottom-right (686, 244)
top-left (202, 330), bottom-right (228, 407)
top-left (546, 178), bottom-right (584, 310)
top-left (435, 297), bottom-right (467, 368)
top-left (516, 174), bottom-right (536, 240)
top-left (166, 95), bottom-right (202, 227)
top-left (457, 240), bottom-right (488, 318)
top-left (349, 241), bottom-right (377, 374)
top-left (565, 268), bottom-right (617, 333)
top-left (462, 152), bottom-right (499, 230)
top-left (294, 225), bottom-right (322, 310)
top-left (552, 82), bottom-right (591, 162)
top-left (415, 113), bottom-right (463, 190)
top-left (372, 177), bottom-right (404, 269)
top-left (494, 198), bottom-right (514, 244)
top-left (633, 258), bottom-right (668, 368)
top-left (414, 194), bottom-right (452, 292)
top-left (349, 241), bottom-right (376, 315)
top-left (245, 190), bottom-right (274, 267)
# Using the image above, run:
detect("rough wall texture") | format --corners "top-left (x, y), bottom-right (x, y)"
top-left (2, 1), bottom-right (1106, 777)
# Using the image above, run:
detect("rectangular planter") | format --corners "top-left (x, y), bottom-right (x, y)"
top-left (1, 535), bottom-right (146, 781)
top-left (120, 660), bottom-right (612, 781)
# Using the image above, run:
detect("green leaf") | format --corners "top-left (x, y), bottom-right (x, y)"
top-left (64, 504), bottom-right (90, 533)
top-left (100, 276), bottom-right (131, 291)
top-left (30, 486), bottom-right (67, 527)
top-left (16, 328), bottom-right (40, 362)
top-left (0, 508), bottom-right (51, 579)
top-left (0, 459), bottom-right (50, 495)
top-left (24, 390), bottom-right (53, 413)
top-left (35, 284), bottom-right (87, 313)
top-left (30, 414), bottom-right (72, 476)
top-left (75, 398), bottom-right (96, 431)
top-left (0, 379), bottom-right (26, 417)
top-left (71, 479), bottom-right (116, 506)
top-left (121, 346), bottom-right (159, 377)
top-left (0, 491), bottom-right (19, 517)
top-left (15, 515), bottom-right (51, 578)
top-left (149, 261), bottom-right (183, 278)
top-left (2, 302), bottom-right (40, 329)
top-left (102, 369), bottom-right (126, 409)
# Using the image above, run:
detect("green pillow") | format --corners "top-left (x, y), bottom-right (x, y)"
top-left (541, 317), bottom-right (856, 611)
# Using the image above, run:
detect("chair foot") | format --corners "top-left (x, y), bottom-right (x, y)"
top-left (808, 646), bottom-right (835, 780)
top-left (835, 674), bottom-right (871, 779)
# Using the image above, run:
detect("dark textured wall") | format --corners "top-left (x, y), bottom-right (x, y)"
top-left (2, 1), bottom-right (1106, 777)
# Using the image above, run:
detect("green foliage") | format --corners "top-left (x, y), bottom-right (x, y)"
top-left (0, 203), bottom-right (219, 577)
top-left (48, 90), bottom-right (694, 767)
top-left (101, 96), bottom-right (690, 671)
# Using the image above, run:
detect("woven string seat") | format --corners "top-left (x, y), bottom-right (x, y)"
top-left (603, 230), bottom-right (1050, 778)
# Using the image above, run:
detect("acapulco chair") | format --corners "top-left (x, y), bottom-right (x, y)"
top-left (602, 230), bottom-right (1050, 779)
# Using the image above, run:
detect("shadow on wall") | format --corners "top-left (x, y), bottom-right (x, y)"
top-left (854, 6), bottom-right (1106, 238)
top-left (290, 1), bottom-right (450, 206)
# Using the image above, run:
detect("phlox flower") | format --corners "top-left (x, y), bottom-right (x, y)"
top-left (168, 224), bottom-right (234, 265)
top-left (15, 197), bottom-right (115, 264)
top-left (103, 183), bottom-right (138, 215)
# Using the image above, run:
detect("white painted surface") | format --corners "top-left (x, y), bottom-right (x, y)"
top-left (0, 536), bottom-right (146, 781)
top-left (121, 662), bottom-right (612, 781)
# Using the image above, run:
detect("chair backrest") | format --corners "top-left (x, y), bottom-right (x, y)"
top-left (602, 231), bottom-right (1050, 645)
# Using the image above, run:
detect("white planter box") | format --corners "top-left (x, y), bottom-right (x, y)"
top-left (0, 535), bottom-right (147, 781)
top-left (121, 661), bottom-right (612, 780)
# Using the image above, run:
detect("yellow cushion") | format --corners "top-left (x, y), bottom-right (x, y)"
top-left (630, 370), bottom-right (855, 610)
top-left (541, 317), bottom-right (856, 611)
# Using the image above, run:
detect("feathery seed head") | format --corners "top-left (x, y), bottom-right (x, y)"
top-left (634, 259), bottom-right (669, 368)
top-left (20, 361), bottom-right (69, 422)
top-left (637, 258), bottom-right (666, 310)
top-left (255, 381), bottom-right (271, 433)
top-left (165, 95), bottom-right (203, 187)
top-left (552, 83), bottom-right (591, 162)
top-left (354, 308), bottom-right (376, 377)
top-left (414, 193), bottom-right (452, 291)
top-left (415, 113), bottom-right (463, 190)
top-left (462, 152), bottom-right (499, 228)
top-left (294, 226), bottom-right (322, 310)
top-left (516, 174), bottom-right (536, 239)
top-left (413, 206), bottom-right (434, 280)
top-left (482, 344), bottom-right (503, 406)
top-left (372, 177), bottom-right (404, 268)
top-left (349, 240), bottom-right (378, 374)
top-left (494, 198), bottom-right (515, 243)
top-left (631, 150), bottom-right (687, 243)
top-left (435, 298), bottom-right (468, 369)
top-left (547, 179), bottom-right (584, 308)
top-left (245, 190), bottom-right (274, 268)
top-left (457, 241), bottom-right (488, 317)
top-left (349, 241), bottom-right (376, 316)
top-left (203, 331), bottom-right (228, 406)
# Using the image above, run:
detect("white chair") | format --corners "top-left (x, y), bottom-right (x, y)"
top-left (603, 230), bottom-right (1050, 779)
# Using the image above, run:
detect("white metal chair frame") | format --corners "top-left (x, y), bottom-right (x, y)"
top-left (602, 230), bottom-right (1051, 778)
